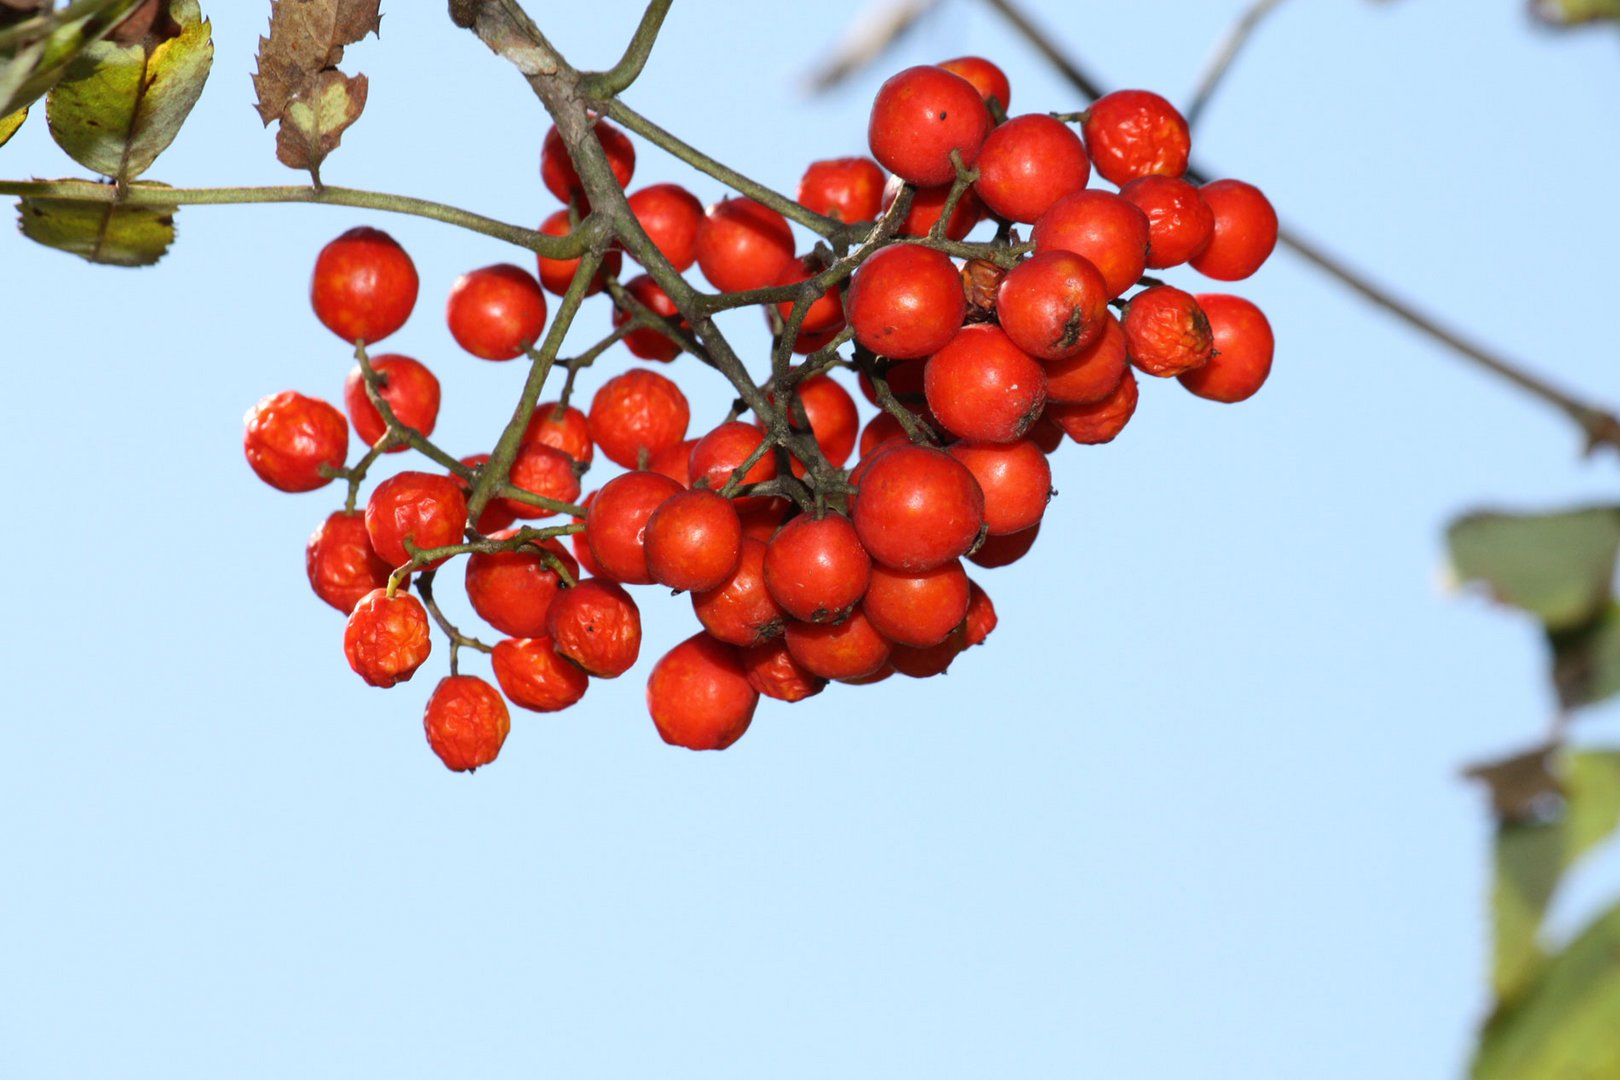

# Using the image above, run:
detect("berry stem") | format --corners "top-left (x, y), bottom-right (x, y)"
top-left (417, 569), bottom-right (494, 660)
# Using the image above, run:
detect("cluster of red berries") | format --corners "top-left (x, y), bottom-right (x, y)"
top-left (241, 56), bottom-right (1277, 772)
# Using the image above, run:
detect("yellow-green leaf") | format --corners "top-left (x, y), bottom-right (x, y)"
top-left (1550, 603), bottom-right (1620, 710)
top-left (1533, 0), bottom-right (1620, 25)
top-left (1448, 506), bottom-right (1620, 632)
top-left (18, 186), bottom-right (176, 266)
top-left (0, 103), bottom-right (25, 146)
top-left (0, 0), bottom-right (143, 118)
top-left (45, 0), bottom-right (212, 181)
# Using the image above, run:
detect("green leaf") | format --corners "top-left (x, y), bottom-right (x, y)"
top-left (1474, 901), bottom-right (1620, 1079)
top-left (1551, 603), bottom-right (1620, 710)
top-left (45, 0), bottom-right (212, 181)
top-left (1448, 506), bottom-right (1620, 632)
top-left (0, 103), bottom-right (24, 145)
top-left (1533, 0), bottom-right (1620, 25)
top-left (18, 184), bottom-right (175, 265)
top-left (0, 0), bottom-right (143, 119)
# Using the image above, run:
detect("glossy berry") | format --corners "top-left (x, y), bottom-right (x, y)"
top-left (968, 523), bottom-right (1040, 569)
top-left (1081, 90), bottom-right (1191, 186)
top-left (784, 607), bottom-right (891, 681)
top-left (964, 580), bottom-right (997, 646)
top-left (446, 264), bottom-right (548, 361)
top-left (1191, 179), bottom-right (1278, 281)
top-left (588, 368), bottom-right (690, 470)
top-left (859, 411), bottom-right (909, 459)
top-left (888, 628), bottom-right (967, 679)
top-left (947, 440), bottom-right (1052, 535)
top-left (648, 438), bottom-right (698, 488)
top-left (243, 390), bottom-right (348, 493)
top-left (1123, 285), bottom-right (1214, 377)
top-left (798, 157), bottom-right (886, 224)
top-left (364, 470), bottom-right (468, 568)
top-left (695, 197), bottom-right (795, 294)
top-left (763, 512), bottom-right (872, 623)
top-left (937, 56), bottom-right (1010, 111)
top-left (611, 273), bottom-right (685, 362)
top-left (691, 536), bottom-right (785, 646)
top-left (1046, 366), bottom-right (1139, 444)
top-left (540, 119), bottom-right (635, 206)
top-left (310, 226), bottom-right (418, 345)
top-left (521, 401), bottom-right (594, 466)
top-left (773, 257), bottom-right (846, 338)
top-left (307, 511), bottom-right (394, 614)
top-left (995, 250), bottom-right (1109, 361)
top-left (343, 354), bottom-right (440, 451)
top-left (689, 421), bottom-right (777, 506)
top-left (1179, 294), bottom-right (1275, 403)
top-left (491, 636), bottom-right (589, 713)
top-left (646, 633), bottom-right (759, 751)
top-left (1119, 175), bottom-right (1215, 270)
top-left (536, 209), bottom-right (621, 296)
top-left (853, 444), bottom-right (985, 571)
top-left (848, 244), bottom-right (965, 359)
top-left (627, 183), bottom-right (705, 271)
top-left (504, 442), bottom-right (582, 520)
top-left (1044, 313), bottom-right (1128, 404)
top-left (423, 675), bottom-right (510, 773)
top-left (585, 470), bottom-right (683, 585)
top-left (882, 173), bottom-right (983, 241)
top-left (464, 529), bottom-right (576, 638)
top-left (1032, 190), bottom-right (1151, 299)
top-left (644, 488), bottom-right (744, 592)
top-left (974, 114), bottom-right (1090, 224)
top-left (782, 374), bottom-right (859, 469)
top-left (924, 324), bottom-right (1048, 443)
top-left (343, 588), bottom-right (431, 688)
top-left (863, 558), bottom-right (970, 647)
top-left (547, 577), bottom-right (641, 677)
top-left (741, 638), bottom-right (827, 703)
top-left (868, 65), bottom-right (991, 187)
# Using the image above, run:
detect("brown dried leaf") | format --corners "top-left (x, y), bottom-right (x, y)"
top-left (251, 0), bottom-right (379, 174)
top-left (273, 67), bottom-right (364, 172)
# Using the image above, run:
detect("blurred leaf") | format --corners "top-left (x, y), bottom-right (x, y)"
top-left (0, 0), bottom-right (143, 118)
top-left (1531, 0), bottom-right (1620, 25)
top-left (0, 102), bottom-right (24, 144)
top-left (1474, 901), bottom-right (1620, 1079)
top-left (1551, 603), bottom-right (1620, 710)
top-left (1566, 750), bottom-right (1620, 853)
top-left (251, 0), bottom-right (379, 177)
top-left (1468, 744), bottom-right (1560, 824)
top-left (45, 0), bottom-right (211, 180)
top-left (1448, 507), bottom-right (1620, 632)
top-left (18, 184), bottom-right (174, 265)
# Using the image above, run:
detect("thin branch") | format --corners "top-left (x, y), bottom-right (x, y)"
top-left (580, 0), bottom-right (673, 98)
top-left (1185, 0), bottom-right (1290, 129)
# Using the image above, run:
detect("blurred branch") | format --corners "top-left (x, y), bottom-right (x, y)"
top-left (802, 0), bottom-right (942, 94)
top-left (1185, 0), bottom-right (1289, 129)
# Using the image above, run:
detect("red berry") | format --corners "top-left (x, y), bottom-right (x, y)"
top-left (570, 492), bottom-right (604, 578)
top-left (798, 157), bottom-right (886, 223)
top-left (307, 511), bottom-right (394, 614)
top-left (882, 173), bottom-right (983, 241)
top-left (521, 401), bottom-right (594, 466)
top-left (1046, 367), bottom-right (1139, 444)
top-left (310, 226), bottom-right (418, 345)
top-left (937, 56), bottom-right (1010, 111)
top-left (243, 390), bottom-right (348, 493)
top-left (611, 273), bottom-right (686, 362)
top-left (423, 675), bottom-right (510, 772)
top-left (995, 250), bottom-right (1109, 361)
top-left (781, 374), bottom-right (859, 469)
top-left (540, 120), bottom-right (635, 207)
top-left (968, 523), bottom-right (1040, 569)
top-left (888, 628), bottom-right (967, 679)
top-left (536, 209), bottom-right (622, 296)
top-left (343, 588), bottom-right (431, 688)
top-left (546, 578), bottom-right (641, 677)
top-left (446, 264), bottom-right (548, 361)
top-left (1032, 190), bottom-right (1151, 299)
top-left (504, 442), bottom-right (582, 520)
top-left (852, 444), bottom-right (985, 571)
top-left (343, 354), bottom-right (440, 452)
top-left (464, 528), bottom-right (576, 638)
top-left (848, 244), bottom-right (965, 359)
top-left (763, 512), bottom-right (871, 623)
top-left (1178, 294), bottom-right (1275, 403)
top-left (1123, 285), bottom-right (1214, 377)
top-left (924, 323), bottom-right (1047, 443)
top-left (588, 368), bottom-right (690, 470)
top-left (946, 440), bottom-right (1052, 535)
top-left (740, 638), bottom-right (827, 703)
top-left (456, 453), bottom-right (518, 535)
top-left (491, 636), bottom-right (590, 713)
top-left (864, 558), bottom-right (970, 648)
top-left (868, 65), bottom-right (991, 187)
top-left (689, 421), bottom-right (777, 507)
top-left (1044, 313), bottom-right (1128, 404)
top-left (974, 114), bottom-right (1090, 224)
top-left (585, 470), bottom-right (683, 585)
top-left (695, 197), bottom-right (795, 294)
top-left (964, 579), bottom-right (996, 646)
top-left (772, 257), bottom-right (846, 339)
top-left (1119, 175), bottom-right (1215, 270)
top-left (784, 607), bottom-right (891, 681)
top-left (1190, 180), bottom-right (1278, 281)
top-left (1026, 411), bottom-right (1066, 454)
top-left (644, 488), bottom-right (744, 592)
top-left (691, 536), bottom-right (786, 646)
top-left (364, 470), bottom-right (468, 568)
top-left (646, 633), bottom-right (759, 751)
top-left (627, 183), bottom-right (705, 271)
top-left (1081, 89), bottom-right (1191, 186)
top-left (648, 437), bottom-right (698, 487)
top-left (859, 411), bottom-right (909, 460)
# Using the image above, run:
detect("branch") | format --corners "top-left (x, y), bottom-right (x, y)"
top-left (1185, 0), bottom-right (1290, 129)
top-left (579, 0), bottom-right (673, 98)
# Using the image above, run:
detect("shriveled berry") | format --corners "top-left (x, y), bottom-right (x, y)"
top-left (307, 511), bottom-right (395, 614)
top-left (343, 354), bottom-right (440, 452)
top-left (521, 401), bottom-right (593, 466)
top-left (1081, 90), bottom-right (1191, 186)
top-left (423, 675), bottom-right (510, 772)
top-left (1123, 285), bottom-right (1214, 378)
top-left (1120, 175), bottom-right (1215, 270)
top-left (364, 470), bottom-right (468, 568)
top-left (504, 442), bottom-right (583, 520)
top-left (868, 65), bottom-right (991, 187)
top-left (547, 577), bottom-right (642, 677)
top-left (310, 226), bottom-right (418, 345)
top-left (1179, 294), bottom-right (1274, 403)
top-left (243, 390), bottom-right (348, 493)
top-left (343, 588), bottom-right (431, 688)
top-left (647, 633), bottom-right (759, 751)
top-left (492, 636), bottom-right (589, 713)
top-left (588, 368), bottom-right (690, 470)
top-left (740, 638), bottom-right (827, 703)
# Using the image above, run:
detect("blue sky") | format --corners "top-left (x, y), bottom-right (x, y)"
top-left (4, 1), bottom-right (1619, 1076)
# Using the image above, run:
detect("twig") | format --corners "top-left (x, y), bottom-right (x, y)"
top-left (1185, 0), bottom-right (1290, 129)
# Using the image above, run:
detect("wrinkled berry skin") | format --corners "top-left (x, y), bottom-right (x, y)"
top-left (646, 633), bottom-right (759, 751)
top-left (546, 578), bottom-right (642, 678)
top-left (1120, 175), bottom-right (1215, 270)
top-left (868, 65), bottom-right (992, 187)
top-left (243, 390), bottom-right (348, 493)
top-left (307, 511), bottom-right (394, 614)
top-left (423, 675), bottom-right (510, 772)
top-left (740, 638), bottom-right (827, 703)
top-left (588, 368), bottom-right (690, 471)
top-left (1123, 285), bottom-right (1214, 378)
top-left (1081, 90), bottom-right (1191, 186)
top-left (310, 226), bottom-right (418, 345)
top-left (1179, 294), bottom-right (1275, 403)
top-left (343, 588), bottom-right (431, 688)
top-left (492, 636), bottom-right (590, 713)
top-left (364, 471), bottom-right (468, 569)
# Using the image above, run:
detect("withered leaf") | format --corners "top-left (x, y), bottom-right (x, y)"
top-left (273, 67), bottom-right (365, 173)
top-left (251, 0), bottom-right (380, 175)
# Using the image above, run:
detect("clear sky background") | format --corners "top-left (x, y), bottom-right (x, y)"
top-left (4, 1), bottom-right (1619, 1076)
